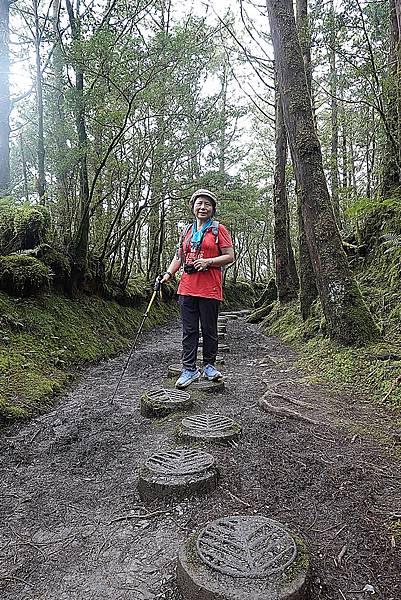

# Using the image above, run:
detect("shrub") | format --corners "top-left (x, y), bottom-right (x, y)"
top-left (31, 244), bottom-right (71, 284)
top-left (0, 255), bottom-right (53, 297)
top-left (0, 203), bottom-right (51, 254)
top-left (13, 204), bottom-right (51, 250)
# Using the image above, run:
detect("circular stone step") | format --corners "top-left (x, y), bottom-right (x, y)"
top-left (177, 515), bottom-right (310, 600)
top-left (219, 312), bottom-right (239, 320)
top-left (167, 364), bottom-right (184, 379)
top-left (190, 379), bottom-right (225, 394)
top-left (140, 388), bottom-right (192, 418)
top-left (138, 448), bottom-right (219, 502)
top-left (178, 414), bottom-right (240, 443)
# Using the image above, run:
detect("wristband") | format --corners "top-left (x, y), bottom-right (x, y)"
top-left (165, 271), bottom-right (173, 279)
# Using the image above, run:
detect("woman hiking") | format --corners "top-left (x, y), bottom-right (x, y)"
top-left (160, 189), bottom-right (234, 389)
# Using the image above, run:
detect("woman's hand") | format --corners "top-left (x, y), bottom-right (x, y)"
top-left (193, 258), bottom-right (212, 271)
top-left (159, 271), bottom-right (172, 284)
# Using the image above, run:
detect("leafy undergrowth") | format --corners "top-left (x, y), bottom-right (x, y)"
top-left (0, 291), bottom-right (176, 421)
top-left (262, 299), bottom-right (401, 410)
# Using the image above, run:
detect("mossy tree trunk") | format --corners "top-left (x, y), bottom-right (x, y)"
top-left (52, 0), bottom-right (72, 243)
top-left (33, 0), bottom-right (46, 204)
top-left (273, 70), bottom-right (299, 303)
top-left (0, 0), bottom-right (10, 196)
top-left (329, 0), bottom-right (340, 227)
top-left (295, 0), bottom-right (318, 320)
top-left (382, 0), bottom-right (401, 195)
top-left (266, 0), bottom-right (379, 344)
top-left (66, 0), bottom-right (90, 287)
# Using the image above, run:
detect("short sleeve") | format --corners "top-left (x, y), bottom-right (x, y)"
top-left (218, 224), bottom-right (233, 248)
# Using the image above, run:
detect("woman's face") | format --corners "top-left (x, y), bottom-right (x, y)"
top-left (193, 196), bottom-right (214, 221)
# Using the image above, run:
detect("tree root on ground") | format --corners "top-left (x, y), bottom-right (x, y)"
top-left (262, 383), bottom-right (314, 408)
top-left (258, 396), bottom-right (321, 425)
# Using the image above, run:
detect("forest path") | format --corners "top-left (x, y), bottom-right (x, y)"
top-left (1, 315), bottom-right (400, 600)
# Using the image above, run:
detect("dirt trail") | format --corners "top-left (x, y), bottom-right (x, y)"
top-left (1, 316), bottom-right (400, 600)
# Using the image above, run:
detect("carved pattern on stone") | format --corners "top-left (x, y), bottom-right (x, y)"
top-left (181, 414), bottom-right (236, 435)
top-left (146, 448), bottom-right (215, 476)
top-left (196, 516), bottom-right (297, 578)
top-left (145, 389), bottom-right (190, 404)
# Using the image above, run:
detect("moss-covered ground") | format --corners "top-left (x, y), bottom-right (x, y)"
top-left (262, 299), bottom-right (401, 410)
top-left (259, 199), bottom-right (401, 412)
top-left (0, 291), bottom-right (176, 421)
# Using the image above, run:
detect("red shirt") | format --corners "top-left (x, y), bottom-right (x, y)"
top-left (177, 224), bottom-right (233, 301)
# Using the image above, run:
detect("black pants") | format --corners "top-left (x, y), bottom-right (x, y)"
top-left (178, 295), bottom-right (219, 370)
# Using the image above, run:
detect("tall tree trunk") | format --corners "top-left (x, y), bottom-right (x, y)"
top-left (382, 0), bottom-right (401, 194)
top-left (218, 61), bottom-right (228, 182)
top-left (395, 0), bottom-right (401, 176)
top-left (20, 133), bottom-right (29, 202)
top-left (273, 73), bottom-right (299, 303)
top-left (295, 0), bottom-right (318, 319)
top-left (266, 0), bottom-right (379, 344)
top-left (296, 0), bottom-right (313, 104)
top-left (340, 98), bottom-right (348, 191)
top-left (66, 0), bottom-right (90, 282)
top-left (147, 120), bottom-right (164, 282)
top-left (52, 0), bottom-right (71, 243)
top-left (33, 0), bottom-right (46, 203)
top-left (0, 0), bottom-right (10, 196)
top-left (329, 0), bottom-right (340, 226)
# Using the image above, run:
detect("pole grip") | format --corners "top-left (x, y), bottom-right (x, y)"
top-left (154, 276), bottom-right (162, 291)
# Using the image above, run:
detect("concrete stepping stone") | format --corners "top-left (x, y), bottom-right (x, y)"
top-left (140, 388), bottom-right (192, 418)
top-left (177, 414), bottom-right (240, 443)
top-left (219, 312), bottom-right (239, 320)
top-left (138, 448), bottom-right (219, 502)
top-left (190, 379), bottom-right (225, 393)
top-left (177, 515), bottom-right (310, 600)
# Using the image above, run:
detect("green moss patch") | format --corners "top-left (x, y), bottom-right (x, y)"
top-left (0, 292), bottom-right (176, 421)
top-left (0, 255), bottom-right (53, 296)
top-left (262, 299), bottom-right (401, 408)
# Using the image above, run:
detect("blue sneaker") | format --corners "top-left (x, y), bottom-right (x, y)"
top-left (203, 364), bottom-right (223, 381)
top-left (175, 368), bottom-right (201, 389)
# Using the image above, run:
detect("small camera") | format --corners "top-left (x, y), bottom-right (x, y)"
top-left (184, 263), bottom-right (197, 274)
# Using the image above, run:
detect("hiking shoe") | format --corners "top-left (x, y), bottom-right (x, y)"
top-left (175, 368), bottom-right (200, 389)
top-left (203, 364), bottom-right (223, 381)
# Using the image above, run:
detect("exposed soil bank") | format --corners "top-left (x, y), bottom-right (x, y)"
top-left (0, 316), bottom-right (400, 600)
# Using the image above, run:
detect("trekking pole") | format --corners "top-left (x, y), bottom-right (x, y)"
top-left (110, 276), bottom-right (162, 405)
